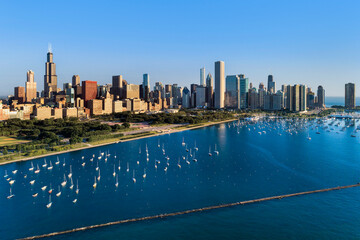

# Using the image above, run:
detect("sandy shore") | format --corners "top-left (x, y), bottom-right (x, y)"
top-left (0, 118), bottom-right (237, 166)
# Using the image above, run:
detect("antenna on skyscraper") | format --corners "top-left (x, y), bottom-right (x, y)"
top-left (48, 43), bottom-right (52, 53)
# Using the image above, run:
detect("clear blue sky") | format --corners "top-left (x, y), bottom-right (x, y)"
top-left (0, 0), bottom-right (359, 96)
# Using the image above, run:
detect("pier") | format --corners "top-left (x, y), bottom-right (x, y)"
top-left (21, 183), bottom-right (360, 240)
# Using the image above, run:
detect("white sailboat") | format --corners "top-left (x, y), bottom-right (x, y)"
top-left (177, 158), bottom-right (181, 169)
top-left (158, 139), bottom-right (160, 148)
top-left (63, 158), bottom-right (66, 167)
top-left (193, 152), bottom-right (197, 162)
top-left (97, 169), bottom-right (101, 181)
top-left (9, 179), bottom-right (15, 185)
top-left (72, 198), bottom-right (77, 204)
top-left (132, 170), bottom-right (136, 183)
top-left (118, 160), bottom-right (121, 171)
top-left (32, 193), bottom-right (38, 198)
top-left (55, 157), bottom-right (60, 165)
top-left (208, 146), bottom-right (212, 156)
top-left (42, 159), bottom-right (47, 168)
top-left (61, 174), bottom-right (67, 186)
top-left (47, 161), bottom-right (53, 170)
top-left (4, 170), bottom-right (8, 178)
top-left (126, 162), bottom-right (129, 172)
top-left (113, 165), bottom-right (116, 177)
top-left (194, 141), bottom-right (198, 151)
top-left (30, 180), bottom-right (35, 185)
top-left (214, 144), bottom-right (219, 155)
top-left (34, 164), bottom-right (40, 174)
top-left (93, 176), bottom-right (97, 188)
top-left (143, 169), bottom-right (146, 179)
top-left (7, 187), bottom-right (14, 199)
top-left (75, 180), bottom-right (79, 194)
top-left (69, 177), bottom-right (74, 190)
top-left (182, 137), bottom-right (185, 146)
top-left (95, 161), bottom-right (99, 171)
top-left (29, 162), bottom-right (34, 171)
top-left (81, 162), bottom-right (86, 167)
top-left (12, 169), bottom-right (18, 174)
top-left (41, 185), bottom-right (47, 191)
top-left (46, 195), bottom-right (52, 208)
top-left (56, 186), bottom-right (61, 197)
top-left (115, 175), bottom-right (119, 187)
top-left (68, 165), bottom-right (72, 178)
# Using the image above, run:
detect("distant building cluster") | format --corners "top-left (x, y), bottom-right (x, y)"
top-left (5, 50), bottom-right (356, 121)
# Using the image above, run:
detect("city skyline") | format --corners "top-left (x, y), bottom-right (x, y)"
top-left (1, 0), bottom-right (360, 97)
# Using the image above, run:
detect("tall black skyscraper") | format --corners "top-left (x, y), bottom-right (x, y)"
top-left (44, 49), bottom-right (58, 98)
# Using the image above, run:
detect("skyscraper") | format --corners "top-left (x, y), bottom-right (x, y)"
top-left (215, 61), bottom-right (225, 109)
top-left (14, 86), bottom-right (25, 104)
top-left (299, 85), bottom-right (307, 111)
top-left (142, 74), bottom-right (150, 101)
top-left (25, 70), bottom-right (37, 103)
top-left (72, 75), bottom-right (80, 86)
top-left (200, 67), bottom-right (206, 87)
top-left (82, 80), bottom-right (98, 107)
top-left (317, 85), bottom-right (325, 108)
top-left (225, 75), bottom-right (240, 109)
top-left (267, 75), bottom-right (276, 94)
top-left (345, 83), bottom-right (355, 108)
top-left (111, 75), bottom-right (123, 99)
top-left (239, 76), bottom-right (249, 109)
top-left (206, 73), bottom-right (214, 108)
top-left (44, 50), bottom-right (58, 98)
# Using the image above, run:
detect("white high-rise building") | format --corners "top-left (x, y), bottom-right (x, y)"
top-left (215, 61), bottom-right (225, 109)
top-left (200, 67), bottom-right (206, 87)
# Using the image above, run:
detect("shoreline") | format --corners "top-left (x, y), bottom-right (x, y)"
top-left (0, 118), bottom-right (237, 166)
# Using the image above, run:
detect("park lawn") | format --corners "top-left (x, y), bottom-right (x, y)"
top-left (0, 136), bottom-right (30, 147)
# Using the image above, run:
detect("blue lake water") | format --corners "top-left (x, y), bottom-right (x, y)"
top-left (1, 119), bottom-right (360, 239)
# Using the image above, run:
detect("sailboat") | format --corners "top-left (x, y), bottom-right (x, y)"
top-left (34, 164), bottom-right (40, 174)
top-left (4, 170), bottom-right (8, 178)
top-left (69, 177), bottom-right (74, 190)
top-left (56, 186), bottom-right (61, 197)
top-left (7, 187), bottom-right (14, 199)
top-left (81, 162), bottom-right (86, 167)
top-left (126, 162), bottom-right (129, 172)
top-left (113, 165), bottom-right (116, 177)
top-left (12, 169), bottom-right (18, 174)
top-left (30, 180), bottom-right (35, 185)
top-left (68, 165), bottom-right (72, 178)
top-left (55, 157), bottom-right (60, 165)
top-left (95, 161), bottom-right (99, 171)
top-left (208, 146), bottom-right (212, 156)
top-left (63, 158), bottom-right (66, 167)
top-left (132, 170), bottom-right (136, 183)
top-left (158, 139), bottom-right (160, 148)
top-left (177, 158), bottom-right (181, 169)
top-left (32, 193), bottom-right (38, 198)
top-left (307, 133), bottom-right (311, 140)
top-left (76, 180), bottom-right (79, 194)
top-left (41, 185), bottom-right (47, 191)
top-left (143, 169), bottom-right (146, 179)
top-left (97, 169), bottom-right (101, 181)
top-left (93, 176), bottom-right (97, 188)
top-left (46, 195), bottom-right (52, 208)
top-left (214, 144), bottom-right (219, 155)
top-left (193, 152), bottom-right (197, 162)
top-left (194, 141), bottom-right (198, 151)
top-left (29, 162), bottom-right (34, 171)
top-left (182, 137), bottom-right (185, 146)
top-left (47, 161), bottom-right (53, 170)
top-left (72, 198), bottom-right (77, 204)
top-left (82, 156), bottom-right (84, 160)
top-left (9, 179), bottom-right (15, 185)
top-left (42, 159), bottom-right (47, 168)
top-left (48, 184), bottom-right (53, 194)
top-left (118, 160), bottom-right (121, 171)
top-left (61, 174), bottom-right (67, 186)
top-left (115, 175), bottom-right (119, 187)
